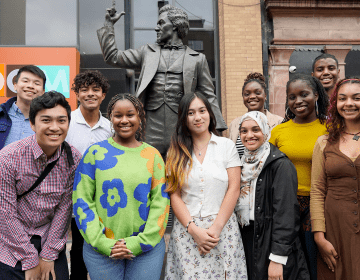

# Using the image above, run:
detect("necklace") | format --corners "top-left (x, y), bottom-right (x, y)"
top-left (343, 131), bottom-right (360, 141)
top-left (193, 142), bottom-right (209, 156)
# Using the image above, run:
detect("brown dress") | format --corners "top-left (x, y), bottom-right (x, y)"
top-left (311, 136), bottom-right (360, 280)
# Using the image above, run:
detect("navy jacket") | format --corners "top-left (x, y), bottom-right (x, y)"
top-left (0, 97), bottom-right (17, 150)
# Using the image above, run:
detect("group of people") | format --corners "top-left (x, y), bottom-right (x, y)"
top-left (0, 4), bottom-right (359, 280)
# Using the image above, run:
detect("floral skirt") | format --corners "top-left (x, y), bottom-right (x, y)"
top-left (165, 212), bottom-right (248, 279)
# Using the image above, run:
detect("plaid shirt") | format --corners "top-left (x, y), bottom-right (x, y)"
top-left (0, 135), bottom-right (81, 270)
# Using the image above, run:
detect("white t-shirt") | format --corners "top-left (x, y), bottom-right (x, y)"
top-left (181, 133), bottom-right (241, 217)
top-left (66, 108), bottom-right (112, 155)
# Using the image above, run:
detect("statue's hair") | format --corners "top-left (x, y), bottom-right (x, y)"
top-left (159, 4), bottom-right (189, 39)
top-left (107, 93), bottom-right (146, 141)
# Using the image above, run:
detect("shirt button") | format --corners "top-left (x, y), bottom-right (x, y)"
top-left (201, 189), bottom-right (203, 192)
top-left (353, 189), bottom-right (358, 193)
top-left (201, 179), bottom-right (204, 182)
top-left (354, 200), bottom-right (358, 204)
top-left (259, 179), bottom-right (262, 182)
top-left (257, 206), bottom-right (260, 210)
top-left (351, 164), bottom-right (355, 167)
top-left (353, 211), bottom-right (358, 215)
top-left (354, 223), bottom-right (358, 227)
top-left (353, 177), bottom-right (357, 180)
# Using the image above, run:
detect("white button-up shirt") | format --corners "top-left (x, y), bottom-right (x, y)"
top-left (65, 108), bottom-right (112, 155)
top-left (181, 133), bottom-right (241, 217)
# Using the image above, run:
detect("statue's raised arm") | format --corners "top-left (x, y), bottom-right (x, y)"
top-left (97, 4), bottom-right (227, 157)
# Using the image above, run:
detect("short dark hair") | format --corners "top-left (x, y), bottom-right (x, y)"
top-left (14, 65), bottom-right (46, 89)
top-left (159, 5), bottom-right (189, 39)
top-left (312, 53), bottom-right (339, 71)
top-left (29, 91), bottom-right (71, 124)
top-left (72, 70), bottom-right (110, 94)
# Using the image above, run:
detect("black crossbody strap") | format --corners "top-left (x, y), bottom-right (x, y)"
top-left (17, 142), bottom-right (74, 201)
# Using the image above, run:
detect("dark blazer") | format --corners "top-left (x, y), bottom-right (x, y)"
top-left (249, 143), bottom-right (310, 280)
top-left (0, 97), bottom-right (16, 150)
top-left (97, 26), bottom-right (227, 130)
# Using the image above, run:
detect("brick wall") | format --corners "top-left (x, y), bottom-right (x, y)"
top-left (218, 0), bottom-right (263, 134)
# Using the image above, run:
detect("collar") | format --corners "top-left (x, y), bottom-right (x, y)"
top-left (30, 134), bottom-right (62, 162)
top-left (209, 132), bottom-right (220, 144)
top-left (9, 101), bottom-right (23, 115)
top-left (161, 43), bottom-right (185, 50)
top-left (73, 108), bottom-right (106, 128)
top-left (0, 97), bottom-right (17, 114)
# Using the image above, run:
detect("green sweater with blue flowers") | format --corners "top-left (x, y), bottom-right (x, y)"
top-left (73, 138), bottom-right (170, 256)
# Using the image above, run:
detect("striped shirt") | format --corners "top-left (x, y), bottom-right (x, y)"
top-left (0, 135), bottom-right (81, 270)
top-left (235, 135), bottom-right (245, 158)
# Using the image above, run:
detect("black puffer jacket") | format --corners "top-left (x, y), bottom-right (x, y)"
top-left (249, 144), bottom-right (310, 280)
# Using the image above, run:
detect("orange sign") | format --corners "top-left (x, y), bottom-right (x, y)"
top-left (0, 47), bottom-right (80, 110)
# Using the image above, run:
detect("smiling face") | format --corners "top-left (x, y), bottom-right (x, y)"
top-left (76, 83), bottom-right (106, 112)
top-left (312, 58), bottom-right (340, 91)
top-left (240, 119), bottom-right (265, 151)
top-left (186, 97), bottom-right (210, 137)
top-left (242, 81), bottom-right (266, 112)
top-left (14, 71), bottom-right (45, 106)
top-left (111, 99), bottom-right (141, 145)
top-left (155, 12), bottom-right (175, 45)
top-left (336, 83), bottom-right (360, 123)
top-left (30, 105), bottom-right (69, 158)
top-left (287, 80), bottom-right (319, 124)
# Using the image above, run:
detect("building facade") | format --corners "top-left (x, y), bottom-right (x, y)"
top-left (1, 0), bottom-right (359, 129)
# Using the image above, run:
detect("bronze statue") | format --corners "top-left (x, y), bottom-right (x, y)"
top-left (97, 4), bottom-right (227, 157)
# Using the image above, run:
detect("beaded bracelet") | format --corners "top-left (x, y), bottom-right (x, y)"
top-left (186, 220), bottom-right (195, 233)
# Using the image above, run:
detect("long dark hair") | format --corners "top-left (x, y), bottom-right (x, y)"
top-left (165, 92), bottom-right (218, 193)
top-left (284, 74), bottom-right (329, 124)
top-left (327, 77), bottom-right (360, 143)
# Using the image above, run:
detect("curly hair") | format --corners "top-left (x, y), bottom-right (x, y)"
top-left (107, 93), bottom-right (146, 141)
top-left (242, 72), bottom-right (267, 95)
top-left (327, 78), bottom-right (360, 143)
top-left (159, 4), bottom-right (189, 39)
top-left (283, 74), bottom-right (329, 124)
top-left (72, 70), bottom-right (110, 94)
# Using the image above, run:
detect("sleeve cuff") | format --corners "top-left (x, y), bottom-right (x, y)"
top-left (124, 236), bottom-right (142, 256)
top-left (21, 257), bottom-right (40, 271)
top-left (311, 219), bottom-right (326, 232)
top-left (39, 248), bottom-right (59, 261)
top-left (269, 253), bottom-right (288, 265)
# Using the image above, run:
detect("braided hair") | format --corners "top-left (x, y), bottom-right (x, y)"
top-left (284, 74), bottom-right (329, 124)
top-left (242, 72), bottom-right (267, 95)
top-left (327, 77), bottom-right (360, 142)
top-left (107, 93), bottom-right (146, 141)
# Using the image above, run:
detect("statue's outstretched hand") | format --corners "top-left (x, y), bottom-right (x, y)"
top-left (104, 9), bottom-right (125, 27)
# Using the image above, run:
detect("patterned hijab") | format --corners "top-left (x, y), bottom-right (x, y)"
top-left (235, 111), bottom-right (271, 226)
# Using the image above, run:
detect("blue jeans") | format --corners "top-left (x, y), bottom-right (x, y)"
top-left (83, 238), bottom-right (165, 280)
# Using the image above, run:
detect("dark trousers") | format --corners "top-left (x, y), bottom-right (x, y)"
top-left (70, 218), bottom-right (88, 280)
top-left (240, 221), bottom-right (254, 280)
top-left (0, 236), bottom-right (68, 280)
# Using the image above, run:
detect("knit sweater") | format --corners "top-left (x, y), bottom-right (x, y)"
top-left (73, 137), bottom-right (170, 257)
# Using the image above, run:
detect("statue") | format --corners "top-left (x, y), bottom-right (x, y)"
top-left (97, 4), bottom-right (227, 157)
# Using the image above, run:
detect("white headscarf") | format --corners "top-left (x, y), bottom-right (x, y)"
top-left (235, 111), bottom-right (271, 226)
